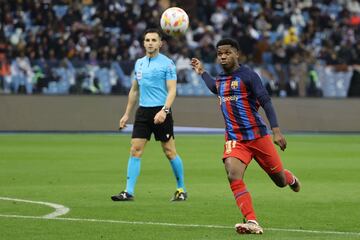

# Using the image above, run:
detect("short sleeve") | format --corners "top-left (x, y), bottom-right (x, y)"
top-left (133, 60), bottom-right (139, 82)
top-left (165, 60), bottom-right (177, 81)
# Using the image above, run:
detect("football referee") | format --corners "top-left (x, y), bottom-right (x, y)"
top-left (111, 29), bottom-right (187, 202)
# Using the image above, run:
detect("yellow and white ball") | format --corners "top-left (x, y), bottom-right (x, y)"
top-left (160, 7), bottom-right (189, 37)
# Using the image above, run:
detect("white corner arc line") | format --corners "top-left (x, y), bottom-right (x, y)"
top-left (0, 214), bottom-right (359, 236)
top-left (0, 197), bottom-right (70, 218)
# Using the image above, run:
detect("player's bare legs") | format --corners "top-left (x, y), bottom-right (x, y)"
top-left (268, 170), bottom-right (287, 187)
top-left (224, 157), bottom-right (263, 234)
top-left (270, 128), bottom-right (301, 192)
top-left (224, 157), bottom-right (246, 179)
top-left (161, 138), bottom-right (187, 201)
top-left (253, 135), bottom-right (301, 192)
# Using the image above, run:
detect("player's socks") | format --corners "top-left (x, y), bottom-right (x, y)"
top-left (284, 169), bottom-right (301, 192)
top-left (169, 155), bottom-right (186, 191)
top-left (125, 156), bottom-right (141, 195)
top-left (230, 179), bottom-right (257, 221)
top-left (284, 169), bottom-right (295, 185)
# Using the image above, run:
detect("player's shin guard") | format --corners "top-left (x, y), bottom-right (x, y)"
top-left (125, 156), bottom-right (141, 195)
top-left (230, 179), bottom-right (257, 221)
top-left (169, 155), bottom-right (186, 191)
top-left (284, 169), bottom-right (295, 185)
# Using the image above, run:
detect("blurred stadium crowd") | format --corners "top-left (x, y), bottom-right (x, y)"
top-left (0, 0), bottom-right (360, 97)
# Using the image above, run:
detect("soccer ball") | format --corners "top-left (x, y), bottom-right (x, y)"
top-left (160, 7), bottom-right (189, 37)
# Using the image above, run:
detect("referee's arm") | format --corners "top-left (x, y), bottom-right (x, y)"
top-left (164, 80), bottom-right (177, 109)
top-left (153, 80), bottom-right (176, 125)
top-left (125, 80), bottom-right (139, 115)
top-left (119, 80), bottom-right (139, 129)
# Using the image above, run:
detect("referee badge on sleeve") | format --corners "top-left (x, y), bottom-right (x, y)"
top-left (136, 71), bottom-right (142, 81)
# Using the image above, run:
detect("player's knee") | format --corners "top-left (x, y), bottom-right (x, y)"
top-left (130, 145), bottom-right (143, 158)
top-left (227, 169), bottom-right (242, 181)
top-left (224, 160), bottom-right (244, 181)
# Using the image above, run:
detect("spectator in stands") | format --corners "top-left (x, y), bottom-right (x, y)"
top-left (0, 37), bottom-right (11, 93)
top-left (128, 40), bottom-right (143, 60)
top-left (0, 57), bottom-right (11, 94)
top-left (11, 51), bottom-right (34, 94)
top-left (272, 39), bottom-right (289, 97)
top-left (283, 27), bottom-right (299, 47)
top-left (175, 48), bottom-right (193, 84)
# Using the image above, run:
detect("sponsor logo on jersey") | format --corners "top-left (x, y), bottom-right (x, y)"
top-left (218, 95), bottom-right (239, 104)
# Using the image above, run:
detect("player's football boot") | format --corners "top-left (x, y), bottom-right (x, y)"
top-left (289, 176), bottom-right (301, 192)
top-left (111, 191), bottom-right (134, 201)
top-left (171, 188), bottom-right (187, 201)
top-left (235, 220), bottom-right (264, 234)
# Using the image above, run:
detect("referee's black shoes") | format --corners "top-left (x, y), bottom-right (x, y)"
top-left (111, 191), bottom-right (134, 201)
top-left (171, 189), bottom-right (187, 201)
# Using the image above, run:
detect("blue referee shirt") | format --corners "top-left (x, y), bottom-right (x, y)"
top-left (134, 53), bottom-right (177, 107)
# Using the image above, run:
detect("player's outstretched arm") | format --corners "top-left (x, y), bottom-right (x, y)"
top-left (119, 80), bottom-right (139, 129)
top-left (191, 58), bottom-right (204, 75)
top-left (191, 58), bottom-right (217, 94)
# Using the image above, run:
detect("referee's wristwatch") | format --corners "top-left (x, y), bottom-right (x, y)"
top-left (162, 106), bottom-right (170, 114)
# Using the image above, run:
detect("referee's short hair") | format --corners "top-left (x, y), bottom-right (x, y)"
top-left (143, 28), bottom-right (163, 40)
top-left (216, 38), bottom-right (240, 51)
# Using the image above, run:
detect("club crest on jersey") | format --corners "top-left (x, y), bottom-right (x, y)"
top-left (231, 80), bottom-right (238, 89)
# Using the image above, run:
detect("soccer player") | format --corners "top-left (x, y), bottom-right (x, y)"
top-left (191, 38), bottom-right (300, 234)
top-left (111, 29), bottom-right (187, 202)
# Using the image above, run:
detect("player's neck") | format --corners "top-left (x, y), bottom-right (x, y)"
top-left (223, 64), bottom-right (239, 74)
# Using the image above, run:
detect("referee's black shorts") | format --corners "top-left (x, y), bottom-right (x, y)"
top-left (132, 106), bottom-right (174, 142)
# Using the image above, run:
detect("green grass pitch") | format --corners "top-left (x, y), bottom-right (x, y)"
top-left (0, 133), bottom-right (359, 240)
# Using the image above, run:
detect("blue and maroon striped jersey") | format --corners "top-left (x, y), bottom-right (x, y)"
top-left (215, 65), bottom-right (271, 141)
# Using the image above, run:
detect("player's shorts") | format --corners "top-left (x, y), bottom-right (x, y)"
top-left (222, 135), bottom-right (283, 174)
top-left (132, 106), bottom-right (174, 142)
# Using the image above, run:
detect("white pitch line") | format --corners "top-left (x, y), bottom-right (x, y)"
top-left (0, 214), bottom-right (359, 236)
top-left (0, 197), bottom-right (70, 218)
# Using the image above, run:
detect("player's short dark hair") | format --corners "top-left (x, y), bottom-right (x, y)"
top-left (143, 28), bottom-right (163, 40)
top-left (216, 38), bottom-right (240, 51)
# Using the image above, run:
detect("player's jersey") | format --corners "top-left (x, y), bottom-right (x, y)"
top-left (134, 53), bottom-right (177, 107)
top-left (216, 65), bottom-right (270, 141)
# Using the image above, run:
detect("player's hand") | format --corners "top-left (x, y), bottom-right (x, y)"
top-left (154, 110), bottom-right (166, 124)
top-left (272, 127), bottom-right (287, 151)
top-left (119, 114), bottom-right (129, 130)
top-left (191, 58), bottom-right (204, 75)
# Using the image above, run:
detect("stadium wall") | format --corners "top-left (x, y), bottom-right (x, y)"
top-left (0, 95), bottom-right (359, 132)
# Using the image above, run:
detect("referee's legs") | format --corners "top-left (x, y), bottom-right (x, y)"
top-left (125, 138), bottom-right (147, 195)
top-left (161, 139), bottom-right (186, 192)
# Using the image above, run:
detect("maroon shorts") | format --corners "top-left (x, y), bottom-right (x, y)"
top-left (222, 135), bottom-right (283, 174)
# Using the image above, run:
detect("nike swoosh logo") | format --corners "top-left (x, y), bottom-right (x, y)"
top-left (270, 166), bottom-right (278, 171)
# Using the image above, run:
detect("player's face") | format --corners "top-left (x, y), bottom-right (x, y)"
top-left (217, 45), bottom-right (239, 72)
top-left (143, 32), bottom-right (162, 55)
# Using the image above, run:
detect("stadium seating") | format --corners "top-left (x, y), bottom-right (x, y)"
top-left (0, 0), bottom-right (359, 97)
